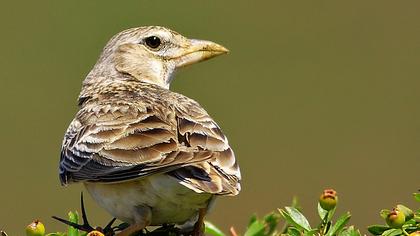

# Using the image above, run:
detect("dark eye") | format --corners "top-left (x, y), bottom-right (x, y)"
top-left (144, 36), bottom-right (162, 49)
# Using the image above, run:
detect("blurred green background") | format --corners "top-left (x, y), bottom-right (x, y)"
top-left (1, 0), bottom-right (420, 235)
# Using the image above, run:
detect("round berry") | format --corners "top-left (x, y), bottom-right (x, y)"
top-left (386, 208), bottom-right (405, 228)
top-left (319, 189), bottom-right (338, 211)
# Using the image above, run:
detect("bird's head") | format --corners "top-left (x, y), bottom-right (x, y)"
top-left (87, 26), bottom-right (229, 89)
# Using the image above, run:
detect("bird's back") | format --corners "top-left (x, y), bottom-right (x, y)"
top-left (59, 79), bottom-right (241, 196)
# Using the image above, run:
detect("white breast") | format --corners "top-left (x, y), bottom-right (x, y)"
top-left (84, 174), bottom-right (212, 225)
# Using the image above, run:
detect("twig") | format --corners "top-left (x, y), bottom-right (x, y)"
top-left (229, 226), bottom-right (238, 236)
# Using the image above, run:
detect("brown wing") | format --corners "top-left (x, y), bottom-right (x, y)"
top-left (169, 98), bottom-right (241, 195)
top-left (59, 94), bottom-right (240, 195)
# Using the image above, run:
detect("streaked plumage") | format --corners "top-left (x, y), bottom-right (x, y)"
top-left (59, 26), bottom-right (240, 235)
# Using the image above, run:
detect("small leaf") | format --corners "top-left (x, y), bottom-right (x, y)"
top-left (204, 222), bottom-right (225, 236)
top-left (287, 227), bottom-right (301, 236)
top-left (318, 202), bottom-right (336, 222)
top-left (325, 212), bottom-right (351, 236)
top-left (414, 214), bottom-right (420, 222)
top-left (382, 228), bottom-right (403, 236)
top-left (283, 207), bottom-right (311, 231)
top-left (339, 226), bottom-right (361, 236)
top-left (263, 212), bottom-right (280, 235)
top-left (402, 219), bottom-right (416, 227)
top-left (338, 225), bottom-right (361, 236)
top-left (397, 205), bottom-right (414, 221)
top-left (413, 193), bottom-right (420, 202)
top-left (68, 211), bottom-right (79, 236)
top-left (244, 220), bottom-right (265, 236)
top-left (380, 209), bottom-right (391, 219)
top-left (367, 225), bottom-right (390, 235)
top-left (324, 222), bottom-right (332, 235)
top-left (248, 214), bottom-right (258, 227)
top-left (403, 226), bottom-right (419, 233)
top-left (304, 229), bottom-right (319, 236)
top-left (318, 202), bottom-right (329, 220)
top-left (328, 207), bottom-right (337, 222)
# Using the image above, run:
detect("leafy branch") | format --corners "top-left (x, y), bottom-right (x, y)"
top-left (3, 190), bottom-right (419, 236)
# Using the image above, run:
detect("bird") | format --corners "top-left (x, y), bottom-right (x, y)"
top-left (58, 26), bottom-right (241, 236)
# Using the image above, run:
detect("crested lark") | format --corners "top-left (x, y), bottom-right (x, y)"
top-left (59, 26), bottom-right (241, 236)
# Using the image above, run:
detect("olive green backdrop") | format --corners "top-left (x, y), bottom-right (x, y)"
top-left (1, 1), bottom-right (419, 235)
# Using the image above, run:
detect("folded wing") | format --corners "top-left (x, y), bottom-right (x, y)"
top-left (59, 95), bottom-right (240, 195)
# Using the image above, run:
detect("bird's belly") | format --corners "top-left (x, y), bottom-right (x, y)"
top-left (84, 174), bottom-right (212, 225)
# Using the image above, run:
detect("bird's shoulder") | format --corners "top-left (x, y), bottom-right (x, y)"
top-left (78, 79), bottom-right (207, 120)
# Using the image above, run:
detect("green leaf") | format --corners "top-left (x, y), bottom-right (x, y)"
top-left (244, 219), bottom-right (265, 236)
top-left (402, 219), bottom-right (416, 227)
top-left (403, 226), bottom-right (419, 233)
top-left (304, 229), bottom-right (319, 236)
top-left (280, 207), bottom-right (311, 231)
top-left (325, 212), bottom-right (351, 236)
top-left (397, 205), bottom-right (414, 221)
top-left (382, 229), bottom-right (403, 236)
top-left (204, 222), bottom-right (225, 236)
top-left (248, 214), bottom-right (258, 227)
top-left (287, 227), bottom-right (301, 236)
top-left (323, 222), bottom-right (332, 235)
top-left (367, 225), bottom-right (390, 235)
top-left (67, 211), bottom-right (79, 236)
top-left (263, 212), bottom-right (280, 235)
top-left (339, 226), bottom-right (361, 236)
top-left (380, 209), bottom-right (391, 219)
top-left (413, 214), bottom-right (420, 222)
top-left (318, 202), bottom-right (336, 222)
top-left (318, 202), bottom-right (329, 220)
top-left (46, 233), bottom-right (66, 236)
top-left (413, 193), bottom-right (420, 202)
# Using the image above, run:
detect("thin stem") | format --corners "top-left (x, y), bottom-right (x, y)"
top-left (229, 227), bottom-right (238, 236)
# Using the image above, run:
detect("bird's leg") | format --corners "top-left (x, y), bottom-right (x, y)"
top-left (52, 192), bottom-right (95, 232)
top-left (192, 208), bottom-right (206, 236)
top-left (116, 206), bottom-right (151, 236)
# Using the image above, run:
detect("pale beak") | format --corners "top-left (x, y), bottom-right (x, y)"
top-left (175, 39), bottom-right (229, 68)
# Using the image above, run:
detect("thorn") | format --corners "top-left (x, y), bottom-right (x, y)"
top-left (103, 218), bottom-right (117, 235)
top-left (52, 192), bottom-right (95, 232)
top-left (52, 216), bottom-right (93, 232)
top-left (80, 192), bottom-right (91, 228)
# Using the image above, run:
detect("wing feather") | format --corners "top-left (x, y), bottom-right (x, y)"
top-left (60, 86), bottom-right (240, 195)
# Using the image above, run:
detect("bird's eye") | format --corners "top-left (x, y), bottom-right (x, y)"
top-left (144, 36), bottom-right (162, 49)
